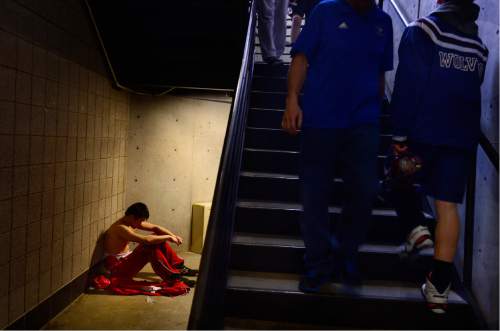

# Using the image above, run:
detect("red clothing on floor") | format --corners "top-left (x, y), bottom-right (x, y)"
top-left (95, 242), bottom-right (190, 296)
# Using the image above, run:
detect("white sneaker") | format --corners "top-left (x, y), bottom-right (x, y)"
top-left (405, 225), bottom-right (434, 253)
top-left (421, 274), bottom-right (451, 314)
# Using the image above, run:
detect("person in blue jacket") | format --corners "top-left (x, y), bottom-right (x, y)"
top-left (282, 0), bottom-right (393, 292)
top-left (389, 0), bottom-right (488, 314)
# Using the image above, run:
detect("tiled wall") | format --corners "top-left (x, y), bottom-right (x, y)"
top-left (0, 0), bottom-right (130, 327)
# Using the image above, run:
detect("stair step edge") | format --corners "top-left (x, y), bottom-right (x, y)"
top-left (226, 271), bottom-right (467, 305)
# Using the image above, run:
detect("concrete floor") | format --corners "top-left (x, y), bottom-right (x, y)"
top-left (43, 252), bottom-right (201, 330)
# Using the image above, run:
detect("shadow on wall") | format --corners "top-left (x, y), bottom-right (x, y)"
top-left (89, 233), bottom-right (107, 276)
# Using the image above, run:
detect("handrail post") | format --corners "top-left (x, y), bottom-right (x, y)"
top-left (463, 152), bottom-right (477, 289)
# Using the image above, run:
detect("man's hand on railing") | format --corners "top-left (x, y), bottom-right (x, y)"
top-left (282, 97), bottom-right (303, 135)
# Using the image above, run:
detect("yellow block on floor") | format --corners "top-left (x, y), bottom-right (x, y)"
top-left (191, 202), bottom-right (212, 253)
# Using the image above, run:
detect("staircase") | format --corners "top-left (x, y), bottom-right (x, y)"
top-left (219, 20), bottom-right (483, 330)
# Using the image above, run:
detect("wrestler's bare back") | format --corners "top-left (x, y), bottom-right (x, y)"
top-left (104, 217), bottom-right (133, 255)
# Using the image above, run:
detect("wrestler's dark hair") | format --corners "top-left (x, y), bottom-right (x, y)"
top-left (125, 202), bottom-right (149, 219)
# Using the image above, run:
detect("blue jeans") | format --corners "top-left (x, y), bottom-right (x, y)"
top-left (299, 125), bottom-right (379, 278)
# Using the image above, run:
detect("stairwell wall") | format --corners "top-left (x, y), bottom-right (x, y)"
top-left (0, 0), bottom-right (131, 327)
top-left (383, 0), bottom-right (499, 328)
top-left (126, 92), bottom-right (231, 253)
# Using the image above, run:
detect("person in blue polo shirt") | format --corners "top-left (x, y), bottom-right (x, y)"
top-left (389, 0), bottom-right (487, 314)
top-left (282, 0), bottom-right (393, 292)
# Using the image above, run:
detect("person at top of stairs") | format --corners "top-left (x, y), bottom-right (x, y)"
top-left (389, 0), bottom-right (488, 314)
top-left (282, 0), bottom-right (394, 292)
top-left (256, 0), bottom-right (289, 65)
top-left (288, 0), bottom-right (320, 44)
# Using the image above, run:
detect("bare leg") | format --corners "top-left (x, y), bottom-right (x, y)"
top-left (434, 200), bottom-right (460, 262)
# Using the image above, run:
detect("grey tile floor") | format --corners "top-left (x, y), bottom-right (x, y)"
top-left (43, 252), bottom-right (201, 330)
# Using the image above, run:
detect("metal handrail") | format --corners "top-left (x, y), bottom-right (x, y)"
top-left (187, 1), bottom-right (257, 329)
top-left (389, 0), bottom-right (410, 27)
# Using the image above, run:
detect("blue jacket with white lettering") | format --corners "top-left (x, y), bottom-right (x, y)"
top-left (390, 13), bottom-right (488, 150)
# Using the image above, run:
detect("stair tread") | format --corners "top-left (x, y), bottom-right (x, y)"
top-left (227, 270), bottom-right (467, 305)
top-left (237, 199), bottom-right (431, 218)
top-left (232, 232), bottom-right (434, 257)
top-left (244, 147), bottom-right (299, 154)
top-left (240, 170), bottom-right (417, 186)
top-left (247, 126), bottom-right (392, 135)
top-left (241, 171), bottom-right (301, 180)
top-left (244, 147), bottom-right (389, 158)
top-left (248, 107), bottom-right (391, 120)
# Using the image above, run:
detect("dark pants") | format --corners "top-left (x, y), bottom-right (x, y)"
top-left (105, 243), bottom-right (184, 280)
top-left (300, 125), bottom-right (379, 278)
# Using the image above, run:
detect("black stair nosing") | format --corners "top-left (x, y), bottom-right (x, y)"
top-left (246, 126), bottom-right (287, 131)
top-left (256, 52), bottom-right (292, 57)
top-left (233, 204), bottom-right (434, 245)
top-left (241, 151), bottom-right (391, 185)
top-left (240, 171), bottom-right (301, 179)
top-left (246, 108), bottom-right (392, 130)
top-left (243, 147), bottom-right (388, 159)
top-left (236, 199), bottom-right (435, 219)
top-left (239, 170), bottom-right (425, 193)
top-left (224, 289), bottom-right (479, 330)
top-left (228, 240), bottom-right (462, 295)
top-left (247, 126), bottom-right (392, 134)
top-left (225, 270), bottom-right (467, 305)
top-left (239, 170), bottom-right (423, 189)
top-left (240, 170), bottom-right (406, 182)
top-left (231, 232), bottom-right (434, 257)
top-left (252, 75), bottom-right (288, 79)
top-left (246, 127), bottom-right (393, 137)
top-left (245, 126), bottom-right (393, 143)
top-left (251, 91), bottom-right (288, 95)
top-left (249, 107), bottom-right (392, 118)
top-left (243, 128), bottom-right (393, 153)
top-left (243, 147), bottom-right (299, 154)
top-left (250, 91), bottom-right (389, 111)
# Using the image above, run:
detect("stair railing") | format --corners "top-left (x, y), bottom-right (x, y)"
top-left (187, 1), bottom-right (256, 329)
top-left (385, 0), bottom-right (498, 324)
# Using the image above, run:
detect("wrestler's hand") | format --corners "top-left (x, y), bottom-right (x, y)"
top-left (391, 137), bottom-right (408, 156)
top-left (392, 143), bottom-right (408, 156)
top-left (282, 97), bottom-right (303, 135)
top-left (167, 235), bottom-right (181, 246)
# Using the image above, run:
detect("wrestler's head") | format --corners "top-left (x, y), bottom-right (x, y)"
top-left (125, 202), bottom-right (150, 227)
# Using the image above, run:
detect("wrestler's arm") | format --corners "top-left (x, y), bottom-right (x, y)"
top-left (116, 225), bottom-right (177, 245)
top-left (137, 221), bottom-right (183, 245)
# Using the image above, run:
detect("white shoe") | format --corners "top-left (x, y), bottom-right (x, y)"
top-left (421, 274), bottom-right (450, 314)
top-left (405, 225), bottom-right (434, 253)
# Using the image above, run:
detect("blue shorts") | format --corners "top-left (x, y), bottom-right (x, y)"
top-left (410, 142), bottom-right (475, 203)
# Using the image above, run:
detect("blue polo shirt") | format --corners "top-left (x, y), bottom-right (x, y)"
top-left (291, 0), bottom-right (394, 129)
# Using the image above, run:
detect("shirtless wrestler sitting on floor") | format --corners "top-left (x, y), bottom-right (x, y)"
top-left (104, 202), bottom-right (197, 287)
